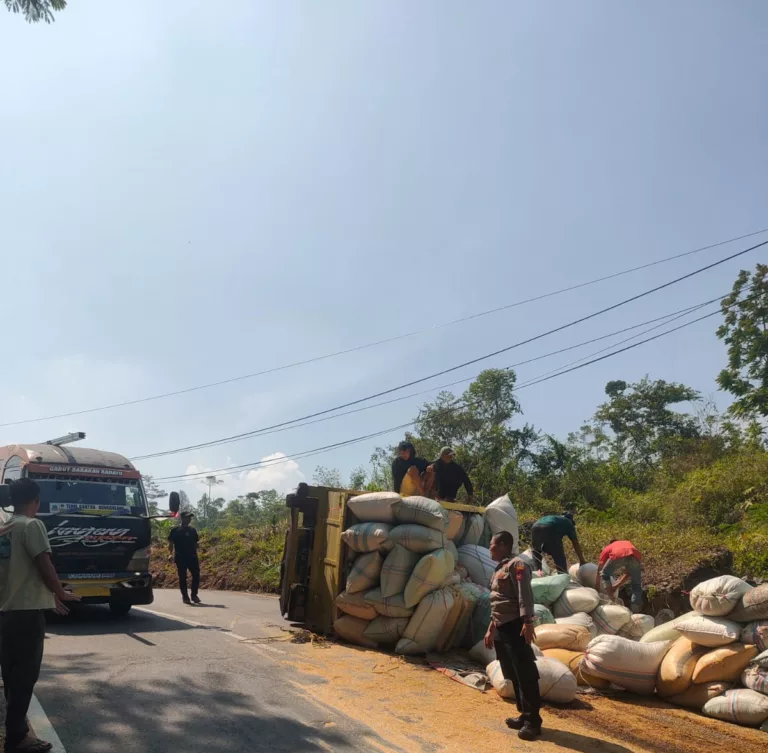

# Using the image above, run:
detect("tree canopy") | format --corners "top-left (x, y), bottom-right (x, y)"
top-left (3, 0), bottom-right (66, 23)
top-left (717, 263), bottom-right (768, 421)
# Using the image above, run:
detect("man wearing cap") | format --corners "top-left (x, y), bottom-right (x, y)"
top-left (168, 512), bottom-right (201, 605)
top-left (426, 447), bottom-right (474, 502)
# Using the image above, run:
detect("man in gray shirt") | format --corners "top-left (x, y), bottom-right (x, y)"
top-left (0, 479), bottom-right (79, 753)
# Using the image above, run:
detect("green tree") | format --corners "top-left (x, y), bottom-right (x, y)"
top-left (717, 264), bottom-right (768, 421)
top-left (348, 466), bottom-right (368, 490)
top-left (222, 489), bottom-right (287, 528)
top-left (142, 475), bottom-right (167, 516)
top-left (195, 493), bottom-right (225, 529)
top-left (313, 466), bottom-right (342, 487)
top-left (589, 377), bottom-right (701, 467)
top-left (367, 447), bottom-right (394, 491)
top-left (410, 369), bottom-right (534, 503)
top-left (3, 0), bottom-right (66, 23)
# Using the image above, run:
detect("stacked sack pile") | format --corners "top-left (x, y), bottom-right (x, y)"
top-left (333, 494), bottom-right (767, 732)
top-left (651, 576), bottom-right (768, 730)
top-left (333, 492), bottom-right (519, 657)
top-left (486, 555), bottom-right (660, 704)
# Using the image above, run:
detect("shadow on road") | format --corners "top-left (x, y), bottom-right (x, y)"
top-left (39, 656), bottom-right (387, 753)
top-left (45, 605), bottom-right (196, 637)
top-left (541, 728), bottom-right (634, 753)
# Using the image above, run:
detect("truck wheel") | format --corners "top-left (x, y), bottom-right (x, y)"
top-left (109, 602), bottom-right (132, 617)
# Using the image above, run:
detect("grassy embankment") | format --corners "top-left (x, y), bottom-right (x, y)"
top-left (151, 524), bottom-right (285, 593)
top-left (151, 451), bottom-right (768, 598)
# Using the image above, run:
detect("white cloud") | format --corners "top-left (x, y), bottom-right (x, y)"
top-left (179, 451), bottom-right (305, 501)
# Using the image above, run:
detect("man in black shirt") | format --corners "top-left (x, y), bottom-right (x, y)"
top-left (168, 512), bottom-right (200, 605)
top-left (428, 447), bottom-right (474, 502)
top-left (391, 441), bottom-right (428, 495)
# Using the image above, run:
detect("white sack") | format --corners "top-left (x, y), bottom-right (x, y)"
top-left (484, 494), bottom-right (519, 554)
top-left (676, 615), bottom-right (741, 648)
top-left (690, 575), bottom-right (753, 618)
top-left (583, 635), bottom-right (673, 694)
top-left (346, 551), bottom-right (383, 594)
top-left (380, 545), bottom-right (421, 598)
top-left (389, 524), bottom-right (445, 553)
top-left (393, 496), bottom-right (449, 531)
top-left (457, 545), bottom-right (496, 589)
top-left (553, 587), bottom-right (600, 618)
top-left (347, 491), bottom-right (400, 523)
top-left (396, 588), bottom-right (456, 655)
top-left (341, 522), bottom-right (393, 553)
top-left (404, 548), bottom-right (455, 608)
top-left (702, 689), bottom-right (768, 727)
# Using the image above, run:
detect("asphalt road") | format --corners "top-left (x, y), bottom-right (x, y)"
top-left (37, 589), bottom-right (405, 753)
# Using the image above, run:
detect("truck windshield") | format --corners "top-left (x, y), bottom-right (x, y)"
top-left (31, 478), bottom-right (148, 517)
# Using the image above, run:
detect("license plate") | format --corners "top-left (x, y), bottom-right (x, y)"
top-left (73, 585), bottom-right (111, 598)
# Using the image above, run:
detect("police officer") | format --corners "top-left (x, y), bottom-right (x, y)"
top-left (485, 530), bottom-right (542, 741)
top-left (168, 511), bottom-right (201, 605)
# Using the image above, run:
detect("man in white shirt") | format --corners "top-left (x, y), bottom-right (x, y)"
top-left (0, 479), bottom-right (79, 753)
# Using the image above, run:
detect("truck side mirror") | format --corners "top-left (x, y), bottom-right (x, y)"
top-left (0, 483), bottom-right (10, 510)
top-left (169, 491), bottom-right (180, 514)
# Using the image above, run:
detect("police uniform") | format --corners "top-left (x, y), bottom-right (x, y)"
top-left (490, 556), bottom-right (542, 730)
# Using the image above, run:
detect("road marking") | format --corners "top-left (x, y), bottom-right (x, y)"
top-left (135, 607), bottom-right (209, 628)
top-left (28, 694), bottom-right (66, 753)
top-left (135, 607), bottom-right (286, 654)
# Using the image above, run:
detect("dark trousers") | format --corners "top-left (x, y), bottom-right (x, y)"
top-left (176, 558), bottom-right (200, 600)
top-left (531, 523), bottom-right (568, 573)
top-left (494, 619), bottom-right (542, 729)
top-left (1, 610), bottom-right (46, 749)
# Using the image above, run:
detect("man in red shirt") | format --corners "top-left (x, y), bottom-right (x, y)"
top-left (596, 539), bottom-right (643, 613)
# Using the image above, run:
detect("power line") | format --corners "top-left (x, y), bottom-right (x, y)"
top-left (132, 239), bottom-right (766, 462)
top-left (155, 423), bottom-right (414, 482)
top-left (153, 303), bottom-right (722, 483)
top-left (515, 309), bottom-right (722, 391)
top-left (134, 295), bottom-right (719, 460)
top-left (2, 227), bottom-right (765, 430)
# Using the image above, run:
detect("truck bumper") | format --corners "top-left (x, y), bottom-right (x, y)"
top-left (61, 574), bottom-right (154, 606)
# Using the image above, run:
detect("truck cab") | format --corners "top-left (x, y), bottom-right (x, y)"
top-left (0, 434), bottom-right (153, 615)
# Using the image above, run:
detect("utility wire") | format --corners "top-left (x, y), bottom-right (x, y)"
top-left (133, 296), bottom-right (719, 460)
top-left (153, 303), bottom-right (722, 483)
top-left (2, 227), bottom-right (766, 429)
top-left (133, 238), bottom-right (766, 463)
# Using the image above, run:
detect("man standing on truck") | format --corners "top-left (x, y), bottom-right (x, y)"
top-left (0, 478), bottom-right (80, 753)
top-left (168, 511), bottom-right (201, 605)
top-left (426, 447), bottom-right (474, 502)
top-left (391, 441), bottom-right (429, 496)
top-left (485, 531), bottom-right (542, 741)
top-left (531, 511), bottom-right (585, 574)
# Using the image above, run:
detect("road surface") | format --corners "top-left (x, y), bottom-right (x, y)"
top-left (37, 589), bottom-right (767, 753)
top-left (38, 590), bottom-right (406, 753)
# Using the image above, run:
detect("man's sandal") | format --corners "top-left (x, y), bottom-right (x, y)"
top-left (6, 737), bottom-right (53, 753)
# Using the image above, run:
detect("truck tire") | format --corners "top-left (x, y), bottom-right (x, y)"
top-left (109, 601), bottom-right (132, 617)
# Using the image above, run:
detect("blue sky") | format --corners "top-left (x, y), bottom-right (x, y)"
top-left (1, 1), bottom-right (766, 501)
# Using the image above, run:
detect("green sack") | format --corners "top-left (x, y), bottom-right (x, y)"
top-left (465, 592), bottom-right (492, 648)
top-left (531, 573), bottom-right (571, 606)
top-left (534, 603), bottom-right (555, 626)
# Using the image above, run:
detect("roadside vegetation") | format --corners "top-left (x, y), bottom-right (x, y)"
top-left (150, 264), bottom-right (768, 594)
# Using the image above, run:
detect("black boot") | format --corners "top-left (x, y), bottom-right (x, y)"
top-left (505, 716), bottom-right (525, 730)
top-left (518, 723), bottom-right (542, 741)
